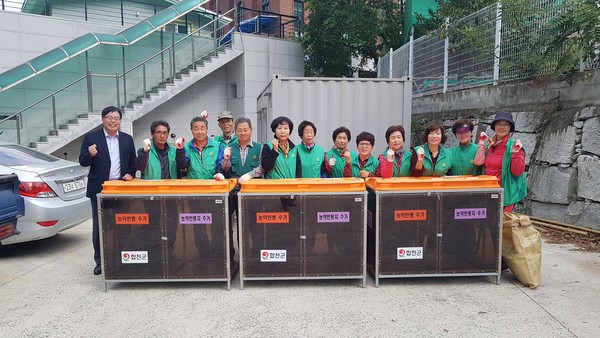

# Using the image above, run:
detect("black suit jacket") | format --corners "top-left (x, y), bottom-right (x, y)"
top-left (79, 128), bottom-right (136, 199)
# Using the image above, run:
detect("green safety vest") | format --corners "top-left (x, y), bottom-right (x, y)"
top-left (227, 142), bottom-right (261, 178)
top-left (414, 144), bottom-right (452, 176)
top-left (351, 154), bottom-right (379, 177)
top-left (184, 138), bottom-right (221, 179)
top-left (214, 134), bottom-right (238, 149)
top-left (497, 138), bottom-right (528, 206)
top-left (326, 148), bottom-right (357, 178)
top-left (265, 142), bottom-right (297, 179)
top-left (449, 143), bottom-right (480, 176)
top-left (381, 147), bottom-right (411, 177)
top-left (143, 143), bottom-right (177, 179)
top-left (296, 143), bottom-right (325, 178)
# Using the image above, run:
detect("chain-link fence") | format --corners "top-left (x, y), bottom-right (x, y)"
top-left (379, 0), bottom-right (600, 96)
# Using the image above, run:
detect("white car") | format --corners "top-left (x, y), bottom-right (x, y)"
top-left (0, 141), bottom-right (91, 246)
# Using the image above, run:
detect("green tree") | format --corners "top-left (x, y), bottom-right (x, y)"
top-left (301, 0), bottom-right (404, 77)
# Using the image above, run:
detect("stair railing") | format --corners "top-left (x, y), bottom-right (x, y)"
top-left (0, 7), bottom-right (236, 147)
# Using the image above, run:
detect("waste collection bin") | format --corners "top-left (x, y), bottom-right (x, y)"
top-left (366, 176), bottom-right (503, 286)
top-left (238, 178), bottom-right (367, 288)
top-left (98, 179), bottom-right (236, 290)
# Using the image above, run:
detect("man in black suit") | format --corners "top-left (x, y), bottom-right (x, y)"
top-left (79, 106), bottom-right (136, 275)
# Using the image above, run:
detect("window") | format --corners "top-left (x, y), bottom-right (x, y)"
top-left (294, 0), bottom-right (304, 37)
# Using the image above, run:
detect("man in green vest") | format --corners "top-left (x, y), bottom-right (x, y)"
top-left (220, 117), bottom-right (263, 263)
top-left (136, 120), bottom-right (183, 179)
top-left (178, 116), bottom-right (226, 258)
top-left (214, 111), bottom-right (238, 148)
top-left (221, 117), bottom-right (264, 182)
top-left (135, 119), bottom-right (184, 263)
top-left (179, 116), bottom-right (226, 180)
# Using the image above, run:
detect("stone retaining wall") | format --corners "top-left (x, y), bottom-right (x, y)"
top-left (412, 70), bottom-right (600, 230)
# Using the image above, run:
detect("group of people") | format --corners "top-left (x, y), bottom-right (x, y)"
top-left (79, 106), bottom-right (527, 275)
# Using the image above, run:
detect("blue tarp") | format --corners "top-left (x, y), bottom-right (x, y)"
top-left (220, 15), bottom-right (278, 45)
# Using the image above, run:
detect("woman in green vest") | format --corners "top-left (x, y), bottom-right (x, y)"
top-left (347, 131), bottom-right (379, 178)
top-left (296, 120), bottom-right (326, 178)
top-left (377, 125), bottom-right (411, 177)
top-left (261, 116), bottom-right (301, 179)
top-left (409, 122), bottom-right (453, 176)
top-left (474, 111), bottom-right (527, 212)
top-left (448, 119), bottom-right (481, 176)
top-left (324, 126), bottom-right (357, 178)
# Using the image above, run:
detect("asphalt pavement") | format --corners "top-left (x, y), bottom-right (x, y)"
top-left (1, 218), bottom-right (599, 337)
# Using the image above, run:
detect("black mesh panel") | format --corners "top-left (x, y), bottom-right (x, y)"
top-left (439, 192), bottom-right (501, 273)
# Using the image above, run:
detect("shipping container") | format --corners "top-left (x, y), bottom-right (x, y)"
top-left (256, 75), bottom-right (412, 155)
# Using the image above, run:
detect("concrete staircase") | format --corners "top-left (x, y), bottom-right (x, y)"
top-left (34, 44), bottom-right (243, 154)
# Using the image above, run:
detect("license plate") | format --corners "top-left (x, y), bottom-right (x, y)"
top-left (62, 179), bottom-right (85, 193)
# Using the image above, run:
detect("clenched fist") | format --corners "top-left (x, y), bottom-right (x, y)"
top-left (88, 144), bottom-right (98, 157)
top-left (143, 138), bottom-right (151, 152)
top-left (416, 147), bottom-right (425, 160)
top-left (175, 137), bottom-right (185, 149)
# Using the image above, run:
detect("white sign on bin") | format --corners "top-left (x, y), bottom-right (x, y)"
top-left (121, 251), bottom-right (149, 264)
top-left (397, 247), bottom-right (423, 260)
top-left (260, 249), bottom-right (287, 262)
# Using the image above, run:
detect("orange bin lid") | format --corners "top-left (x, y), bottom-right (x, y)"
top-left (101, 179), bottom-right (237, 194)
top-left (240, 178), bottom-right (366, 193)
top-left (366, 175), bottom-right (500, 191)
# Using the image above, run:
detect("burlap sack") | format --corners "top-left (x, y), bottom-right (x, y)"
top-left (502, 212), bottom-right (542, 289)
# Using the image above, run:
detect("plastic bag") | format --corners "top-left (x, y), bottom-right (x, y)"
top-left (502, 212), bottom-right (542, 289)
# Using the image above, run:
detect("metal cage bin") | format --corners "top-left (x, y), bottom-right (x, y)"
top-left (366, 176), bottom-right (503, 286)
top-left (238, 178), bottom-right (367, 288)
top-left (98, 179), bottom-right (236, 290)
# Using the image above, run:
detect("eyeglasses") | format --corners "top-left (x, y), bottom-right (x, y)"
top-left (104, 116), bottom-right (121, 121)
top-left (358, 142), bottom-right (372, 147)
top-left (495, 122), bottom-right (510, 127)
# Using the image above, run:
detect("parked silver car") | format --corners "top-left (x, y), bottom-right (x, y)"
top-left (0, 141), bottom-right (91, 246)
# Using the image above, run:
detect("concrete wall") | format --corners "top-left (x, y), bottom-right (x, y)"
top-left (413, 69), bottom-right (600, 230)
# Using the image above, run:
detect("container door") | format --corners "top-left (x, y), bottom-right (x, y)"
top-left (304, 194), bottom-right (365, 276)
top-left (439, 191), bottom-right (501, 273)
top-left (240, 195), bottom-right (302, 277)
top-left (101, 197), bottom-right (164, 279)
top-left (378, 192), bottom-right (439, 275)
top-left (164, 196), bottom-right (228, 279)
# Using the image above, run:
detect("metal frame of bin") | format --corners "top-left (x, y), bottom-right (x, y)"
top-left (367, 176), bottom-right (504, 287)
top-left (97, 179), bottom-right (236, 291)
top-left (237, 178), bottom-right (368, 289)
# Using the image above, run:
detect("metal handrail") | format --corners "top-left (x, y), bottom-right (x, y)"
top-left (125, 7), bottom-right (235, 76)
top-left (0, 7), bottom-right (236, 146)
top-left (0, 74), bottom-right (88, 125)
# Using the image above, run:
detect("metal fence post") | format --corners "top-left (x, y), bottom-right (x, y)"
top-left (116, 73), bottom-right (121, 109)
top-left (443, 17), bottom-right (449, 94)
top-left (143, 64), bottom-right (147, 95)
top-left (409, 27), bottom-right (414, 78)
top-left (493, 2), bottom-right (502, 85)
top-left (389, 48), bottom-right (393, 78)
top-left (171, 31), bottom-right (176, 83)
top-left (51, 95), bottom-right (57, 134)
top-left (87, 70), bottom-right (93, 113)
top-left (16, 114), bottom-right (21, 146)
